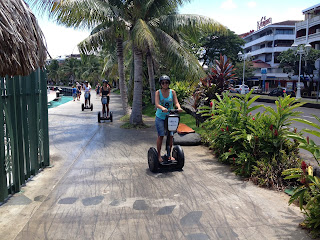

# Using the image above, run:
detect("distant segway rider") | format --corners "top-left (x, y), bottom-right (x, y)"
top-left (100, 80), bottom-right (111, 117)
top-left (96, 83), bottom-right (101, 97)
top-left (155, 75), bottom-right (182, 163)
top-left (84, 81), bottom-right (91, 107)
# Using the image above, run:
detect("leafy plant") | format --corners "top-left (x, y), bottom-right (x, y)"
top-left (171, 81), bottom-right (193, 103)
top-left (200, 93), bottom-right (302, 189)
top-left (283, 162), bottom-right (320, 238)
top-left (192, 54), bottom-right (236, 109)
top-left (283, 114), bottom-right (320, 237)
top-left (289, 115), bottom-right (320, 165)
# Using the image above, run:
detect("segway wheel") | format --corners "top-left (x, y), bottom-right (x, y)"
top-left (172, 145), bottom-right (184, 170)
top-left (91, 104), bottom-right (93, 111)
top-left (148, 147), bottom-right (159, 173)
top-left (81, 103), bottom-right (84, 111)
top-left (98, 112), bottom-right (101, 123)
top-left (110, 112), bottom-right (113, 122)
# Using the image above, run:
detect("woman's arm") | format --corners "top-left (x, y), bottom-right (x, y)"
top-left (172, 90), bottom-right (182, 112)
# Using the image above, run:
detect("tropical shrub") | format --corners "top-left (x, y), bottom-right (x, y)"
top-left (283, 162), bottom-right (320, 238)
top-left (283, 115), bottom-right (320, 237)
top-left (192, 54), bottom-right (236, 109)
top-left (200, 92), bottom-right (303, 189)
top-left (171, 81), bottom-right (193, 103)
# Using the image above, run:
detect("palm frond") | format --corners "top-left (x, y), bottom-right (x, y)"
top-left (132, 19), bottom-right (156, 52)
top-left (152, 14), bottom-right (227, 36)
top-left (102, 50), bottom-right (117, 75)
top-left (29, 0), bottom-right (124, 29)
top-left (154, 28), bottom-right (206, 80)
top-left (78, 27), bottom-right (116, 55)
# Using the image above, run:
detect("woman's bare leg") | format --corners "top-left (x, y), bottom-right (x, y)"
top-left (157, 136), bottom-right (164, 162)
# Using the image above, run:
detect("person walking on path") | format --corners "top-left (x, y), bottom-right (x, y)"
top-left (76, 82), bottom-right (82, 101)
top-left (155, 75), bottom-right (182, 163)
top-left (72, 85), bottom-right (77, 101)
top-left (100, 80), bottom-right (111, 117)
top-left (95, 83), bottom-right (101, 98)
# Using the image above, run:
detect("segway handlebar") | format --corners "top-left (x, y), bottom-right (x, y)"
top-left (162, 109), bottom-right (180, 114)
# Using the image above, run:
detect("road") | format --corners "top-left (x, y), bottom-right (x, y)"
top-left (0, 93), bottom-right (312, 240)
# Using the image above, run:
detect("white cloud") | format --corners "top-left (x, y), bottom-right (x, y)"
top-left (39, 20), bottom-right (90, 58)
top-left (220, 0), bottom-right (237, 10)
top-left (247, 1), bottom-right (257, 8)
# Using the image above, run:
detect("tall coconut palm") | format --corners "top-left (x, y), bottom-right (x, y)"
top-left (31, 0), bottom-right (227, 125)
top-left (127, 1), bottom-right (227, 125)
top-left (78, 22), bottom-right (130, 114)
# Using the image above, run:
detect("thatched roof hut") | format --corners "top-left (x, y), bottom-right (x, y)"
top-left (0, 0), bottom-right (47, 77)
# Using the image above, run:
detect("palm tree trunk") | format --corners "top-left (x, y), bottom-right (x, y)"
top-left (130, 46), bottom-right (143, 125)
top-left (146, 50), bottom-right (156, 105)
top-left (116, 38), bottom-right (129, 115)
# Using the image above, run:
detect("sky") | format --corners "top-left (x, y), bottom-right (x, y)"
top-left (30, 0), bottom-right (320, 59)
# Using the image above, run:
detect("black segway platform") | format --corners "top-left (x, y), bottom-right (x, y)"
top-left (147, 110), bottom-right (185, 173)
top-left (82, 103), bottom-right (93, 111)
top-left (98, 111), bottom-right (113, 123)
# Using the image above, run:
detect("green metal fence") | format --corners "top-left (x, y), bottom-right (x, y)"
top-left (0, 68), bottom-right (49, 203)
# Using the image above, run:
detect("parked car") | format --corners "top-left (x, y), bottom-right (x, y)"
top-left (227, 86), bottom-right (238, 93)
top-left (251, 86), bottom-right (262, 93)
top-left (234, 85), bottom-right (250, 94)
top-left (268, 88), bottom-right (296, 97)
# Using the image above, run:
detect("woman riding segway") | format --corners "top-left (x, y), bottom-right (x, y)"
top-left (100, 80), bottom-right (111, 118)
top-left (155, 75), bottom-right (182, 164)
top-left (84, 81), bottom-right (91, 107)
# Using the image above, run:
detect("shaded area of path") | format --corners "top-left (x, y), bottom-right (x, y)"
top-left (0, 92), bottom-right (311, 239)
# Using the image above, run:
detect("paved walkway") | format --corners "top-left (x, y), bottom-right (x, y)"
top-left (0, 92), bottom-right (311, 239)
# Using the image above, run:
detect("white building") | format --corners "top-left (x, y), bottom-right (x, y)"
top-left (295, 3), bottom-right (320, 48)
top-left (241, 20), bottom-right (299, 90)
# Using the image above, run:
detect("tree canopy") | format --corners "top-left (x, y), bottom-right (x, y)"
top-left (195, 29), bottom-right (245, 67)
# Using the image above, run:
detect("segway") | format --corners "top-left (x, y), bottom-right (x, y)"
top-left (148, 109), bottom-right (185, 173)
top-left (82, 92), bottom-right (93, 111)
top-left (98, 96), bottom-right (113, 122)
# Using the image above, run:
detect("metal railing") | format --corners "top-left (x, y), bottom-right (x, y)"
top-left (0, 68), bottom-right (49, 203)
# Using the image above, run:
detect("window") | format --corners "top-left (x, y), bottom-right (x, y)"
top-left (275, 29), bottom-right (293, 35)
top-left (265, 53), bottom-right (272, 62)
top-left (274, 52), bottom-right (281, 63)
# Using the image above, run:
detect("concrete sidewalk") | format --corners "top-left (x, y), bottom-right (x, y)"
top-left (0, 92), bottom-right (311, 239)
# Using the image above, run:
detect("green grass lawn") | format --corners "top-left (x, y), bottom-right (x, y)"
top-left (112, 89), bottom-right (120, 94)
top-left (142, 103), bottom-right (156, 117)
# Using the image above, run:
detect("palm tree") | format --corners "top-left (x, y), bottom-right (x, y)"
top-left (31, 0), bottom-right (227, 125)
top-left (78, 21), bottom-right (130, 114)
top-left (127, 1), bottom-right (227, 125)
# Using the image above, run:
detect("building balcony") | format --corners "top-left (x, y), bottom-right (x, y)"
top-left (295, 32), bottom-right (320, 45)
top-left (244, 35), bottom-right (274, 48)
top-left (244, 34), bottom-right (294, 49)
top-left (249, 47), bottom-right (290, 56)
top-left (308, 32), bottom-right (320, 43)
top-left (296, 15), bottom-right (320, 30)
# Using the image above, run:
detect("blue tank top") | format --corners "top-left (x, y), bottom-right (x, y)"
top-left (156, 89), bottom-right (173, 120)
